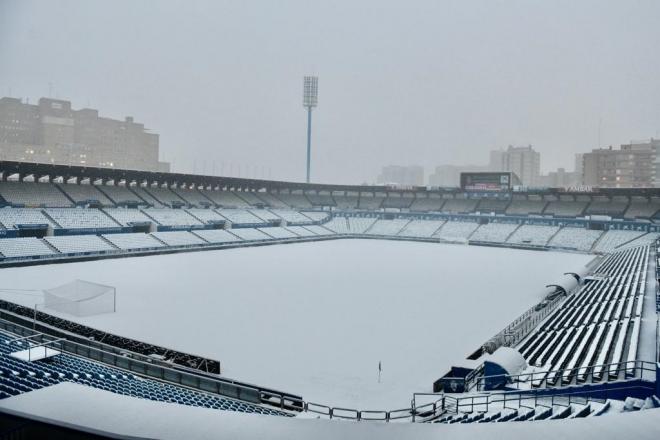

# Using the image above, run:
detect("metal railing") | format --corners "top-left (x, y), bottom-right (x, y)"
top-left (469, 360), bottom-right (656, 392)
top-left (0, 318), bottom-right (303, 413)
top-left (413, 381), bottom-right (656, 421)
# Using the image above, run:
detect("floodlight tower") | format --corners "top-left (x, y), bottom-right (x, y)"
top-left (303, 76), bottom-right (318, 183)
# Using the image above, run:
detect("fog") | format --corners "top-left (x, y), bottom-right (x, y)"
top-left (1, 0), bottom-right (659, 184)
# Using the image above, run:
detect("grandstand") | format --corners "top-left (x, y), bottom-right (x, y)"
top-left (97, 184), bottom-right (146, 206)
top-left (507, 224), bottom-right (560, 246)
top-left (470, 222), bottom-right (519, 243)
top-left (398, 219), bottom-right (445, 238)
top-left (0, 182), bottom-right (72, 207)
top-left (0, 161), bottom-right (658, 435)
top-left (142, 208), bottom-right (203, 228)
top-left (549, 228), bottom-right (603, 252)
top-left (102, 232), bottom-right (166, 251)
top-left (433, 220), bottom-right (479, 242)
top-left (57, 184), bottom-right (114, 207)
top-left (45, 208), bottom-right (120, 230)
top-left (103, 208), bottom-right (155, 227)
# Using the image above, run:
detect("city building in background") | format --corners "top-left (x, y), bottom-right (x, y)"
top-left (377, 165), bottom-right (424, 186)
top-left (581, 139), bottom-right (659, 188)
top-left (428, 164), bottom-right (489, 187)
top-left (489, 145), bottom-right (541, 186)
top-left (538, 168), bottom-right (581, 188)
top-left (0, 97), bottom-right (169, 172)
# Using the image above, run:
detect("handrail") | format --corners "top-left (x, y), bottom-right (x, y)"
top-left (413, 381), bottom-right (656, 421)
top-left (0, 317), bottom-right (302, 412)
top-left (458, 359), bottom-right (656, 393)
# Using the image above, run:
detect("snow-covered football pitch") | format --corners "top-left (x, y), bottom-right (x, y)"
top-left (0, 239), bottom-right (593, 409)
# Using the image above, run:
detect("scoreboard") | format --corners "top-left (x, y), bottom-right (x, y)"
top-left (460, 172), bottom-right (521, 191)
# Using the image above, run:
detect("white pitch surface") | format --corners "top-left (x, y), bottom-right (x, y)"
top-left (0, 239), bottom-right (592, 409)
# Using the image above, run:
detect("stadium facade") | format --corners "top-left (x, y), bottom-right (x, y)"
top-left (0, 160), bottom-right (658, 437)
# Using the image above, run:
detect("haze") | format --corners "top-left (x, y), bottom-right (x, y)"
top-left (1, 0), bottom-right (659, 184)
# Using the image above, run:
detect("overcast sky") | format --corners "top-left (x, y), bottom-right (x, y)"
top-left (1, 0), bottom-right (659, 184)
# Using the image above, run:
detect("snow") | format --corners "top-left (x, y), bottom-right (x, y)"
top-left (2, 382), bottom-right (660, 440)
top-left (0, 239), bottom-right (592, 410)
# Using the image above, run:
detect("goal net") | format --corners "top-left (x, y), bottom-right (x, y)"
top-left (43, 280), bottom-right (116, 317)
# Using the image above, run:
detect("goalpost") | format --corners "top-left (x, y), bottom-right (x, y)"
top-left (41, 279), bottom-right (116, 317)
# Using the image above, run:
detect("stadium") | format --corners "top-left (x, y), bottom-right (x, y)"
top-left (0, 160), bottom-right (657, 438)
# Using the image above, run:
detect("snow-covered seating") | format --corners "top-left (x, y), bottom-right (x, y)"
top-left (249, 210), bottom-right (281, 223)
top-left (433, 221), bottom-right (479, 242)
top-left (323, 217), bottom-right (350, 234)
top-left (333, 194), bottom-right (360, 210)
top-left (365, 219), bottom-right (410, 236)
top-left (357, 194), bottom-right (384, 210)
top-left (103, 208), bottom-right (154, 226)
top-left (130, 187), bottom-right (164, 207)
top-left (234, 191), bottom-right (263, 206)
top-left (381, 194), bottom-right (413, 209)
top-left (254, 192), bottom-right (289, 208)
top-left (519, 246), bottom-right (648, 385)
top-left (191, 229), bottom-right (242, 244)
top-left (476, 199), bottom-right (509, 213)
top-left (348, 217), bottom-right (377, 233)
top-left (151, 231), bottom-right (207, 246)
top-left (507, 225), bottom-right (559, 246)
top-left (0, 182), bottom-right (72, 207)
top-left (470, 222), bottom-right (519, 243)
top-left (269, 209), bottom-right (315, 224)
top-left (185, 208), bottom-right (226, 224)
top-left (586, 200), bottom-right (628, 217)
top-left (217, 209), bottom-right (267, 226)
top-left (0, 208), bottom-right (58, 229)
top-left (58, 184), bottom-right (115, 206)
top-left (409, 197), bottom-right (444, 212)
top-left (300, 211), bottom-right (330, 223)
top-left (172, 188), bottom-right (213, 207)
top-left (270, 193), bottom-right (312, 209)
top-left (258, 227), bottom-right (298, 239)
top-left (505, 199), bottom-right (547, 216)
top-left (305, 192), bottom-right (335, 207)
top-left (624, 198), bottom-right (660, 220)
top-left (45, 208), bottom-right (120, 229)
top-left (143, 187), bottom-right (186, 207)
top-left (97, 185), bottom-right (145, 205)
top-left (616, 232), bottom-right (660, 250)
top-left (302, 225), bottom-right (334, 236)
top-left (44, 235), bottom-right (116, 254)
top-left (0, 237), bottom-right (57, 258)
top-left (199, 190), bottom-right (249, 208)
top-left (549, 228), bottom-right (602, 251)
top-left (102, 232), bottom-right (165, 250)
top-left (592, 230), bottom-right (646, 253)
top-left (227, 228), bottom-right (271, 241)
top-left (440, 199), bottom-right (478, 214)
top-left (398, 220), bottom-right (445, 238)
top-left (142, 209), bottom-right (203, 227)
top-left (544, 201), bottom-right (588, 217)
top-left (285, 226), bottom-right (317, 237)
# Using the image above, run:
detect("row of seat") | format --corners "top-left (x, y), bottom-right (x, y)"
top-left (2, 182), bottom-right (660, 219)
top-left (517, 245), bottom-right (649, 386)
top-left (0, 207), bottom-right (327, 230)
top-left (0, 224), bottom-right (339, 259)
top-left (0, 330), bottom-right (286, 416)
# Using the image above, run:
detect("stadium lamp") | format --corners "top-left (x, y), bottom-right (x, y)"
top-left (303, 76), bottom-right (318, 184)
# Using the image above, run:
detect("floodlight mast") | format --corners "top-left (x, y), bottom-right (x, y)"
top-left (303, 76), bottom-right (318, 183)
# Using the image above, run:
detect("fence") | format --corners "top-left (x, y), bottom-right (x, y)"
top-left (0, 317), bottom-right (304, 412)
